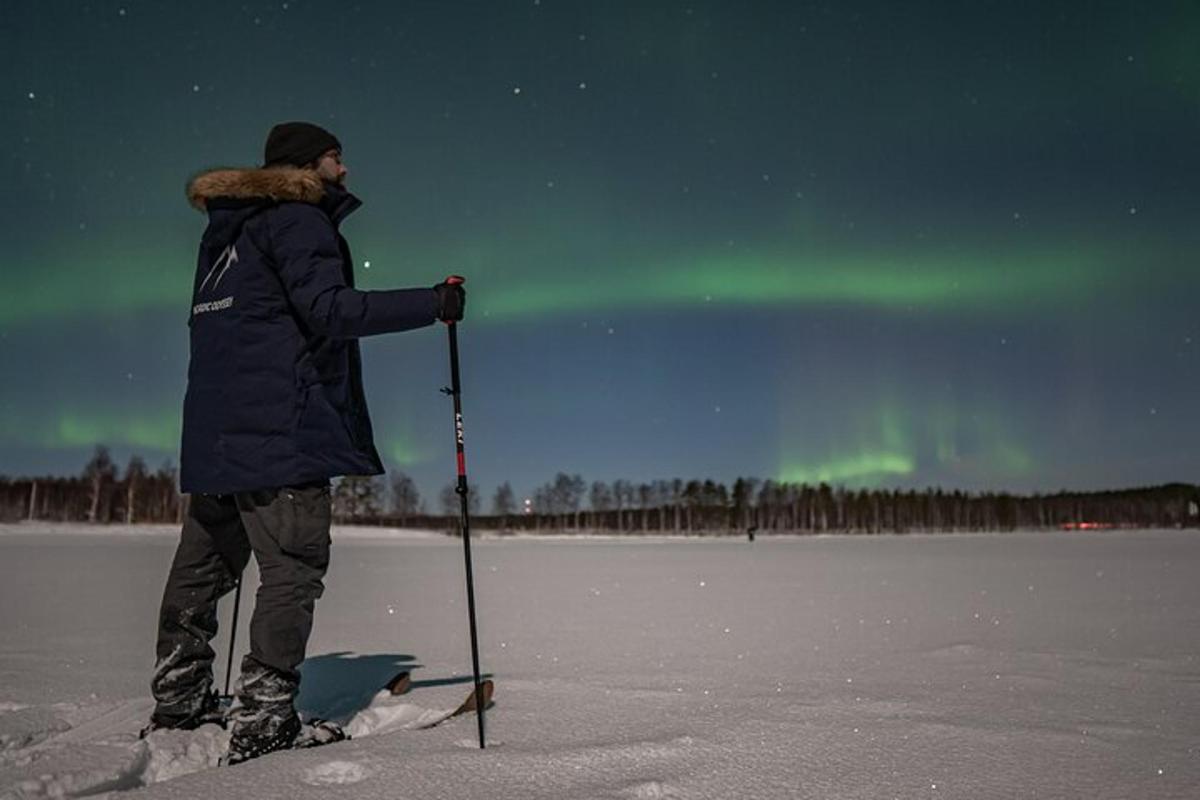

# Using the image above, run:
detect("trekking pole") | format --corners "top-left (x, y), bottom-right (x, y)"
top-left (439, 279), bottom-right (487, 749)
top-left (223, 575), bottom-right (243, 699)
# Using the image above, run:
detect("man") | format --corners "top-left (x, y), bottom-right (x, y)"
top-left (145, 121), bottom-right (465, 764)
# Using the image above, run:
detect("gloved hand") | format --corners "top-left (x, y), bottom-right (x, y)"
top-left (434, 275), bottom-right (466, 322)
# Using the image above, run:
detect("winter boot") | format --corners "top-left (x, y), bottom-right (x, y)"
top-left (140, 689), bottom-right (227, 738)
top-left (222, 712), bottom-right (302, 765)
top-left (222, 659), bottom-right (303, 765)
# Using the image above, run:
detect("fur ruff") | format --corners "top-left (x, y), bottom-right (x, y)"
top-left (186, 167), bottom-right (325, 211)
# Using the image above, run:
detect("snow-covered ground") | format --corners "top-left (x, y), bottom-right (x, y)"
top-left (1, 524), bottom-right (1197, 799)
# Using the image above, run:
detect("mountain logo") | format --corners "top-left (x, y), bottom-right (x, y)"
top-left (198, 244), bottom-right (239, 294)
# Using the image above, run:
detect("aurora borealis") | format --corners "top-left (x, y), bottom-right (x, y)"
top-left (3, 1), bottom-right (1198, 502)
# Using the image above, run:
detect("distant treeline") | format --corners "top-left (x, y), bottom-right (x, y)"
top-left (1, 446), bottom-right (1197, 534)
top-left (507, 473), bottom-right (1200, 534)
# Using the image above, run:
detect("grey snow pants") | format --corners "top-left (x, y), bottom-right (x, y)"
top-left (150, 480), bottom-right (331, 731)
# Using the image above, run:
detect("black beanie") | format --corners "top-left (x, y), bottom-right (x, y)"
top-left (263, 121), bottom-right (342, 167)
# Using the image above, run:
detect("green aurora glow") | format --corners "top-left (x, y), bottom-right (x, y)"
top-left (0, 407), bottom-right (180, 453)
top-left (0, 238), bottom-right (1149, 327)
top-left (777, 398), bottom-right (1035, 489)
top-left (382, 439), bottom-right (425, 468)
top-left (779, 452), bottom-right (916, 486)
top-left (477, 244), bottom-right (1128, 320)
top-left (0, 406), bottom-right (425, 472)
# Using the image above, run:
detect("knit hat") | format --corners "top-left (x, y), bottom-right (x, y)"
top-left (263, 121), bottom-right (342, 167)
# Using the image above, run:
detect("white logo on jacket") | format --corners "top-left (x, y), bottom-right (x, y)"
top-left (199, 244), bottom-right (239, 293)
top-left (192, 296), bottom-right (233, 316)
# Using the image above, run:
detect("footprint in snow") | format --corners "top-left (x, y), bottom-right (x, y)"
top-left (301, 760), bottom-right (372, 786)
top-left (626, 780), bottom-right (682, 799)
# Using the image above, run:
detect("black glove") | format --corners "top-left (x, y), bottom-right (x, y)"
top-left (434, 276), bottom-right (466, 322)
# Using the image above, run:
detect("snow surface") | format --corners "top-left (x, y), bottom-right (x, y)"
top-left (1, 524), bottom-right (1198, 799)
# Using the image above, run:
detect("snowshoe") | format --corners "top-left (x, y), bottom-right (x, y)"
top-left (222, 714), bottom-right (302, 766)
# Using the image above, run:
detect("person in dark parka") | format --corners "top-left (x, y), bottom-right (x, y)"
top-left (145, 122), bottom-right (466, 764)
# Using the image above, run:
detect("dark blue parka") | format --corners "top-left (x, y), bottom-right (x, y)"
top-left (180, 167), bottom-right (438, 495)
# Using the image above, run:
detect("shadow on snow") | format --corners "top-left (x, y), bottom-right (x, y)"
top-left (296, 651), bottom-right (492, 720)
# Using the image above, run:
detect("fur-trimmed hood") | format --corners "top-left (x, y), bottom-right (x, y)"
top-left (186, 167), bottom-right (325, 211)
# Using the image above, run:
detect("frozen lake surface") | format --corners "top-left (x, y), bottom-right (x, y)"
top-left (1, 524), bottom-right (1197, 799)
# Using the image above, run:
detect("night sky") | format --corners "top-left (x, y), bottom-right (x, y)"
top-left (3, 1), bottom-right (1198, 505)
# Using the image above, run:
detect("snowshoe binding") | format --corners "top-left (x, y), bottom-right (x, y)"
top-left (293, 719), bottom-right (349, 748)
